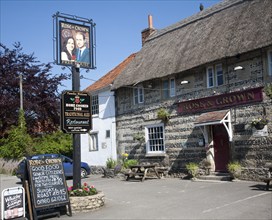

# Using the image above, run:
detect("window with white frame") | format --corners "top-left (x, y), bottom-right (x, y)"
top-left (162, 78), bottom-right (176, 99)
top-left (89, 132), bottom-right (98, 151)
top-left (207, 64), bottom-right (224, 88)
top-left (133, 86), bottom-right (144, 104)
top-left (268, 50), bottom-right (272, 76)
top-left (91, 95), bottom-right (99, 115)
top-left (145, 124), bottom-right (165, 153)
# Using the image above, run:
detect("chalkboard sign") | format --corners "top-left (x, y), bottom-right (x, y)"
top-left (1, 187), bottom-right (25, 219)
top-left (27, 158), bottom-right (70, 209)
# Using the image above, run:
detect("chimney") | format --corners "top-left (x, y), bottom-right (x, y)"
top-left (141, 15), bottom-right (156, 46)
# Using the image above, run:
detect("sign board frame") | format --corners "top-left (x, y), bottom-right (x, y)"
top-left (53, 12), bottom-right (96, 70)
top-left (1, 187), bottom-right (25, 220)
top-left (61, 90), bottom-right (92, 133)
top-left (26, 158), bottom-right (71, 218)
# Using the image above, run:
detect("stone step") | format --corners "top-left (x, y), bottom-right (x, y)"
top-left (198, 172), bottom-right (232, 181)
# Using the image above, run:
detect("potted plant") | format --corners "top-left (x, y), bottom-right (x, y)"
top-left (201, 159), bottom-right (212, 175)
top-left (227, 161), bottom-right (242, 180)
top-left (185, 162), bottom-right (199, 180)
top-left (157, 108), bottom-right (170, 122)
top-left (251, 117), bottom-right (268, 130)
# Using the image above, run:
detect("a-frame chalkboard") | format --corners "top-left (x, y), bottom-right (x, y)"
top-left (26, 158), bottom-right (72, 219)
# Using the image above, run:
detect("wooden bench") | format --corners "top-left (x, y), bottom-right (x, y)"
top-left (124, 165), bottom-right (161, 182)
top-left (124, 171), bottom-right (145, 181)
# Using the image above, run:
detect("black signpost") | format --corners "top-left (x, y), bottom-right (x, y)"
top-left (53, 11), bottom-right (96, 197)
top-left (27, 158), bottom-right (71, 219)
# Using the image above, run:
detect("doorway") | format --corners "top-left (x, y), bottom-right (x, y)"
top-left (212, 124), bottom-right (230, 172)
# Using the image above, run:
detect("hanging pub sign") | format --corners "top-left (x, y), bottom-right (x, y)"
top-left (53, 12), bottom-right (96, 69)
top-left (61, 90), bottom-right (92, 133)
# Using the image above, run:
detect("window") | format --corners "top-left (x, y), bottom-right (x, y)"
top-left (134, 86), bottom-right (144, 104)
top-left (268, 50), bottom-right (272, 76)
top-left (91, 95), bottom-right (99, 115)
top-left (162, 78), bottom-right (176, 99)
top-left (207, 64), bottom-right (223, 88)
top-left (106, 130), bottom-right (110, 138)
top-left (145, 124), bottom-right (165, 153)
top-left (89, 132), bottom-right (98, 151)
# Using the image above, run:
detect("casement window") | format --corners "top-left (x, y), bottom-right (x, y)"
top-left (268, 50), bottom-right (272, 76)
top-left (133, 86), bottom-right (144, 104)
top-left (162, 78), bottom-right (176, 99)
top-left (91, 95), bottom-right (99, 115)
top-left (207, 64), bottom-right (224, 88)
top-left (106, 130), bottom-right (110, 138)
top-left (145, 124), bottom-right (165, 153)
top-left (89, 132), bottom-right (98, 151)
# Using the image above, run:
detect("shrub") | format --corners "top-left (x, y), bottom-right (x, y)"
top-left (106, 158), bottom-right (117, 169)
top-left (123, 159), bottom-right (138, 169)
top-left (227, 161), bottom-right (242, 180)
top-left (157, 108), bottom-right (170, 122)
top-left (185, 162), bottom-right (199, 178)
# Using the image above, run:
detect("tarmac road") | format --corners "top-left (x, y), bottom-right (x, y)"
top-left (1, 174), bottom-right (271, 220)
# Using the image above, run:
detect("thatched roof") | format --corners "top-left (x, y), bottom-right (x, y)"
top-left (113, 0), bottom-right (272, 89)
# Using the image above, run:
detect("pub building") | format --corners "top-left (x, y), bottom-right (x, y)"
top-left (112, 0), bottom-right (272, 180)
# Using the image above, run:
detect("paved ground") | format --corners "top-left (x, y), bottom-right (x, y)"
top-left (1, 174), bottom-right (271, 219)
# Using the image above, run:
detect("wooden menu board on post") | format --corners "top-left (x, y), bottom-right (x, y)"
top-left (26, 158), bottom-right (72, 219)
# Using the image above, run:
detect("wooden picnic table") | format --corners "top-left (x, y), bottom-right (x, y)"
top-left (125, 164), bottom-right (161, 182)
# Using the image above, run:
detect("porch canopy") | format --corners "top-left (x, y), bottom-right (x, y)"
top-left (194, 110), bottom-right (233, 141)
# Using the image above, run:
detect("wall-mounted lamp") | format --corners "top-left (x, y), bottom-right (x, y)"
top-left (181, 80), bottom-right (190, 85)
top-left (234, 66), bottom-right (244, 71)
top-left (147, 83), bottom-right (153, 88)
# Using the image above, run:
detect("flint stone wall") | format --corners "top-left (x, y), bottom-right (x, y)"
top-left (69, 191), bottom-right (105, 214)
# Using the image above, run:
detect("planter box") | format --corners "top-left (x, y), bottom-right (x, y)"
top-left (69, 191), bottom-right (105, 213)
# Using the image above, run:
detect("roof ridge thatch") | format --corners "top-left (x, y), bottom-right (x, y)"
top-left (147, 0), bottom-right (243, 42)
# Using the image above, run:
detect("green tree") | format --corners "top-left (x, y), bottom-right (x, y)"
top-left (33, 131), bottom-right (73, 157)
top-left (0, 109), bottom-right (33, 159)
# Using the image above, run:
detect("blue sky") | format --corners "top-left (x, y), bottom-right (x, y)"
top-left (1, 0), bottom-right (220, 91)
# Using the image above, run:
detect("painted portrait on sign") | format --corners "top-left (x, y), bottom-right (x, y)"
top-left (59, 21), bottom-right (91, 68)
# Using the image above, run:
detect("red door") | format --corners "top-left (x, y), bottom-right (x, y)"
top-left (212, 124), bottom-right (230, 172)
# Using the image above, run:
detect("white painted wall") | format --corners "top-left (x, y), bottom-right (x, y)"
top-left (81, 88), bottom-right (117, 166)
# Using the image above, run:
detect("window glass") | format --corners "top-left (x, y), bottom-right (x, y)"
top-left (106, 130), bottom-right (110, 138)
top-left (91, 95), bottom-right (99, 115)
top-left (146, 124), bottom-right (165, 153)
top-left (207, 67), bottom-right (214, 88)
top-left (269, 50), bottom-right (272, 76)
top-left (170, 78), bottom-right (175, 97)
top-left (89, 132), bottom-right (98, 151)
top-left (139, 87), bottom-right (144, 103)
top-left (134, 86), bottom-right (144, 104)
top-left (216, 64), bottom-right (223, 86)
top-left (162, 80), bottom-right (169, 99)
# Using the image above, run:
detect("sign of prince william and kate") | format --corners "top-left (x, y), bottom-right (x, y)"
top-left (59, 21), bottom-right (93, 69)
